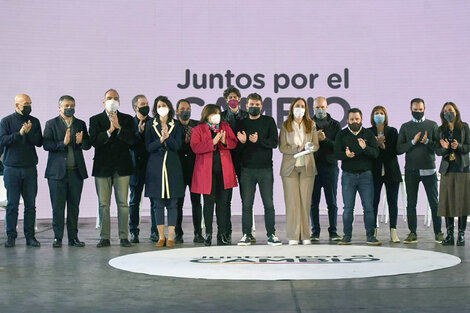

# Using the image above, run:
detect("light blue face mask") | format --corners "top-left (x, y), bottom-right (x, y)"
top-left (374, 114), bottom-right (385, 125)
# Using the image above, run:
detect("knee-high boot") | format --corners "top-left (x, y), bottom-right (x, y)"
top-left (457, 216), bottom-right (467, 246)
top-left (442, 217), bottom-right (454, 246)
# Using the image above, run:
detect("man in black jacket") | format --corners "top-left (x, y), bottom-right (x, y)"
top-left (221, 86), bottom-right (248, 241)
top-left (310, 96), bottom-right (342, 242)
top-left (89, 89), bottom-right (134, 247)
top-left (128, 94), bottom-right (158, 243)
top-left (43, 95), bottom-right (90, 248)
top-left (175, 99), bottom-right (203, 243)
top-left (0, 94), bottom-right (43, 248)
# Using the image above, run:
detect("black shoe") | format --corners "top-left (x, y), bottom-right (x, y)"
top-left (204, 234), bottom-right (212, 246)
top-left (442, 230), bottom-right (454, 246)
top-left (457, 231), bottom-right (465, 246)
top-left (52, 238), bottom-right (62, 248)
top-left (4, 237), bottom-right (15, 248)
top-left (26, 237), bottom-right (41, 247)
top-left (329, 232), bottom-right (342, 241)
top-left (217, 234), bottom-right (230, 246)
top-left (130, 233), bottom-right (139, 244)
top-left (149, 233), bottom-right (159, 243)
top-left (120, 239), bottom-right (132, 247)
top-left (193, 233), bottom-right (204, 243)
top-left (96, 239), bottom-right (110, 248)
top-left (175, 234), bottom-right (184, 244)
top-left (69, 238), bottom-right (85, 247)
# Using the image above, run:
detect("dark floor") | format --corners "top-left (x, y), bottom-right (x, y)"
top-left (0, 215), bottom-right (469, 313)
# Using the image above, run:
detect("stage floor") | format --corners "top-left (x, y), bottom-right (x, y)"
top-left (0, 216), bottom-right (469, 313)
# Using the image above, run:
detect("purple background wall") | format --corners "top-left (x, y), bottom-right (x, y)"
top-left (1, 1), bottom-right (469, 219)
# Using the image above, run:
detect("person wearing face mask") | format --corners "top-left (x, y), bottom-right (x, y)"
top-left (368, 106), bottom-right (402, 243)
top-left (221, 86), bottom-right (248, 242)
top-left (0, 94), bottom-right (43, 248)
top-left (128, 95), bottom-right (158, 244)
top-left (43, 95), bottom-right (90, 248)
top-left (235, 93), bottom-right (281, 246)
top-left (191, 104), bottom-right (238, 246)
top-left (436, 102), bottom-right (470, 246)
top-left (310, 96), bottom-right (342, 242)
top-left (89, 89), bottom-right (135, 248)
top-left (397, 98), bottom-right (443, 244)
top-left (334, 108), bottom-right (380, 245)
top-left (144, 96), bottom-right (184, 248)
top-left (280, 97), bottom-right (319, 245)
top-left (175, 99), bottom-right (203, 244)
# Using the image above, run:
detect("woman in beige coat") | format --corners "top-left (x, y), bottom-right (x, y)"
top-left (280, 97), bottom-right (319, 245)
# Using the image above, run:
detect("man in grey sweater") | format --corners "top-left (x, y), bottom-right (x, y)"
top-left (397, 98), bottom-right (443, 243)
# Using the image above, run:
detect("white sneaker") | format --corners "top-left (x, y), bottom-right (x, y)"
top-left (390, 228), bottom-right (400, 243)
top-left (288, 240), bottom-right (299, 245)
top-left (237, 234), bottom-right (251, 246)
top-left (302, 239), bottom-right (311, 245)
top-left (267, 234), bottom-right (282, 246)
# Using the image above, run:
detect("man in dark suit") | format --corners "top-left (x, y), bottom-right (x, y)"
top-left (89, 89), bottom-right (134, 247)
top-left (0, 94), bottom-right (43, 248)
top-left (128, 94), bottom-right (158, 243)
top-left (43, 95), bottom-right (90, 248)
top-left (175, 99), bottom-right (203, 243)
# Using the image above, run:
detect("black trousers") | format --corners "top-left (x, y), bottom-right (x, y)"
top-left (48, 169), bottom-right (83, 240)
top-left (176, 186), bottom-right (202, 236)
top-left (203, 170), bottom-right (231, 236)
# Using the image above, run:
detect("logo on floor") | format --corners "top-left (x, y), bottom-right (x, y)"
top-left (109, 245), bottom-right (460, 280)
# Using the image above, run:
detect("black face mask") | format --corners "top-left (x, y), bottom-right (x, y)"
top-left (64, 108), bottom-right (75, 118)
top-left (412, 111), bottom-right (424, 121)
top-left (348, 122), bottom-right (362, 132)
top-left (138, 106), bottom-right (150, 116)
top-left (248, 107), bottom-right (261, 116)
top-left (179, 111), bottom-right (191, 121)
top-left (444, 111), bottom-right (455, 123)
top-left (22, 106), bottom-right (32, 117)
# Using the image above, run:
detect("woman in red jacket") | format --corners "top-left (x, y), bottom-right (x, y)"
top-left (191, 104), bottom-right (238, 246)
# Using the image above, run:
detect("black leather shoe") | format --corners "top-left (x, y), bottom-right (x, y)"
top-left (26, 237), bottom-right (41, 247)
top-left (130, 233), bottom-right (139, 244)
top-left (149, 232), bottom-right (159, 242)
top-left (120, 239), bottom-right (132, 247)
top-left (52, 238), bottom-right (62, 248)
top-left (96, 239), bottom-right (111, 248)
top-left (204, 235), bottom-right (212, 246)
top-left (4, 237), bottom-right (15, 248)
top-left (175, 234), bottom-right (184, 244)
top-left (217, 234), bottom-right (230, 246)
top-left (193, 233), bottom-right (204, 243)
top-left (69, 238), bottom-right (85, 247)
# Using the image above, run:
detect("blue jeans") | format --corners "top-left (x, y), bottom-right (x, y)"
top-left (341, 170), bottom-right (375, 238)
top-left (129, 173), bottom-right (157, 236)
top-left (404, 169), bottom-right (441, 234)
top-left (3, 166), bottom-right (38, 239)
top-left (310, 164), bottom-right (339, 235)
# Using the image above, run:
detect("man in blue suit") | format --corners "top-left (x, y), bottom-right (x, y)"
top-left (43, 95), bottom-right (91, 248)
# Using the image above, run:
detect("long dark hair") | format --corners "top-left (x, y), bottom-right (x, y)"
top-left (152, 96), bottom-right (175, 120)
top-left (199, 104), bottom-right (221, 124)
top-left (440, 102), bottom-right (464, 130)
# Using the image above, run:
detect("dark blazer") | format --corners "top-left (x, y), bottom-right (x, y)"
top-left (436, 123), bottom-right (470, 174)
top-left (130, 115), bottom-right (150, 185)
top-left (89, 110), bottom-right (134, 177)
top-left (368, 125), bottom-right (402, 183)
top-left (144, 117), bottom-right (185, 199)
top-left (313, 113), bottom-right (341, 166)
top-left (43, 116), bottom-right (90, 180)
top-left (176, 119), bottom-right (198, 186)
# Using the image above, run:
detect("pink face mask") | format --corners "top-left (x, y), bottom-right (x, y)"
top-left (228, 99), bottom-right (239, 109)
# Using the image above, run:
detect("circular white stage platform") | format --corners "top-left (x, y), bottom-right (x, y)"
top-left (109, 245), bottom-right (461, 280)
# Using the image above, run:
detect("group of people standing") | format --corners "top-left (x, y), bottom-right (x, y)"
top-left (0, 90), bottom-right (468, 249)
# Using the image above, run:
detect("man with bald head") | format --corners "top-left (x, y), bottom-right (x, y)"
top-left (310, 96), bottom-right (342, 242)
top-left (0, 94), bottom-right (43, 247)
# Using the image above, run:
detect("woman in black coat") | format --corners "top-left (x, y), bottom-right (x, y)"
top-left (368, 106), bottom-right (402, 243)
top-left (145, 96), bottom-right (184, 248)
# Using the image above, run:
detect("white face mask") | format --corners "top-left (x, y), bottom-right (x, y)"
top-left (157, 107), bottom-right (169, 117)
top-left (210, 114), bottom-right (221, 125)
top-left (293, 107), bottom-right (305, 119)
top-left (105, 99), bottom-right (119, 113)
